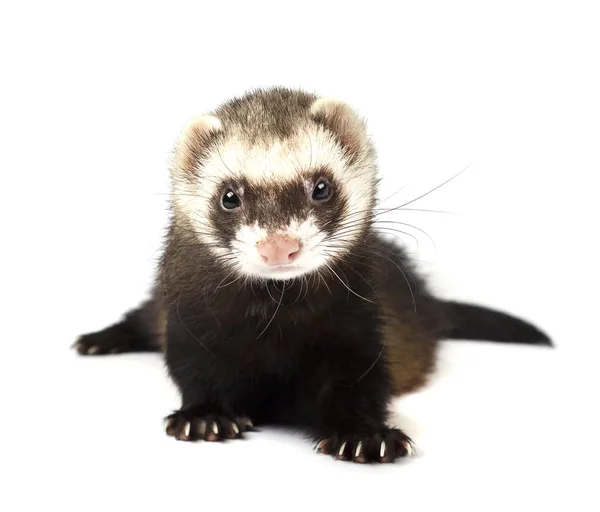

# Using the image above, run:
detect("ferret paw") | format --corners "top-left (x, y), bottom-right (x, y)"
top-left (315, 429), bottom-right (415, 464)
top-left (72, 333), bottom-right (125, 355)
top-left (164, 409), bottom-right (254, 442)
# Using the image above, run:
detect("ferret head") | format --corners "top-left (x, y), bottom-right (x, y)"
top-left (170, 88), bottom-right (378, 281)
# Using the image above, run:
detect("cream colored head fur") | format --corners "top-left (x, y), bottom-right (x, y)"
top-left (169, 88), bottom-right (378, 280)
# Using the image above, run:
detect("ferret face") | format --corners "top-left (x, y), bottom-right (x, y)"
top-left (170, 89), bottom-right (377, 281)
top-left (205, 143), bottom-right (349, 280)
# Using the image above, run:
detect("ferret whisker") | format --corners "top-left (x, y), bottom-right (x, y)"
top-left (386, 207), bottom-right (457, 215)
top-left (257, 282), bottom-right (286, 339)
top-left (373, 228), bottom-right (419, 249)
top-left (337, 206), bottom-right (455, 228)
top-left (176, 291), bottom-right (216, 357)
top-left (377, 184), bottom-right (406, 206)
top-left (316, 269), bottom-right (332, 294)
top-left (396, 164), bottom-right (472, 209)
top-left (377, 221), bottom-right (436, 251)
top-left (352, 248), bottom-right (418, 312)
top-left (339, 167), bottom-right (469, 223)
top-left (323, 254), bottom-right (378, 293)
top-left (265, 281), bottom-right (279, 305)
top-left (292, 276), bottom-right (305, 304)
top-left (324, 263), bottom-right (373, 304)
top-left (351, 342), bottom-right (386, 387)
top-left (215, 270), bottom-right (242, 291)
top-left (332, 224), bottom-right (420, 247)
top-left (301, 275), bottom-right (311, 302)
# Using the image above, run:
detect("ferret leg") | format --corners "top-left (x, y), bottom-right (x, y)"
top-left (298, 344), bottom-right (414, 463)
top-left (162, 311), bottom-right (254, 442)
top-left (74, 300), bottom-right (162, 355)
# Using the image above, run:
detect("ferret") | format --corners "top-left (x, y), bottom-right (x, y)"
top-left (74, 87), bottom-right (551, 464)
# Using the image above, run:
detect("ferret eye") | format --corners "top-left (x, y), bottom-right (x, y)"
top-left (312, 181), bottom-right (332, 201)
top-left (222, 190), bottom-right (241, 210)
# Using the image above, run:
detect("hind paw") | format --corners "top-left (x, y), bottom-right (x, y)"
top-left (316, 428), bottom-right (414, 464)
top-left (164, 409), bottom-right (254, 442)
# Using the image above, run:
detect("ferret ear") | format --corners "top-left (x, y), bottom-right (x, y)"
top-left (182, 115), bottom-right (223, 141)
top-left (310, 98), bottom-right (368, 159)
top-left (173, 115), bottom-right (223, 174)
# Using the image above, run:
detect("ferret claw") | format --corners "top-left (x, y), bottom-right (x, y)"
top-left (354, 441), bottom-right (363, 458)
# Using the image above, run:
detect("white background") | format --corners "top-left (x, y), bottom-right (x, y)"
top-left (1, 1), bottom-right (599, 510)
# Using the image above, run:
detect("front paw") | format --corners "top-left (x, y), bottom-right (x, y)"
top-left (316, 429), bottom-right (414, 464)
top-left (164, 409), bottom-right (254, 442)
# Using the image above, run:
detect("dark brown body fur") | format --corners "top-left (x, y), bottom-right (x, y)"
top-left (154, 227), bottom-right (447, 397)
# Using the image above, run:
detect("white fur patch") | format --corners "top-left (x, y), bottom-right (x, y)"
top-left (231, 218), bottom-right (329, 280)
top-left (211, 128), bottom-right (343, 183)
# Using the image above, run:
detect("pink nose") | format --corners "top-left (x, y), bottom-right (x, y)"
top-left (257, 238), bottom-right (301, 266)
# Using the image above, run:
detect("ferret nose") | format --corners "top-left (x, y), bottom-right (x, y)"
top-left (257, 238), bottom-right (301, 266)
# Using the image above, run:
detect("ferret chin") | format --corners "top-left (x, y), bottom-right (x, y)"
top-left (74, 86), bottom-right (552, 464)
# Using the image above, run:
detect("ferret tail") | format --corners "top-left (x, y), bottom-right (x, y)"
top-left (441, 300), bottom-right (552, 346)
top-left (73, 298), bottom-right (164, 355)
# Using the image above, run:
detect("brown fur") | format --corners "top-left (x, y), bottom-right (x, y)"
top-left (154, 297), bottom-right (167, 352)
top-left (381, 304), bottom-right (438, 396)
